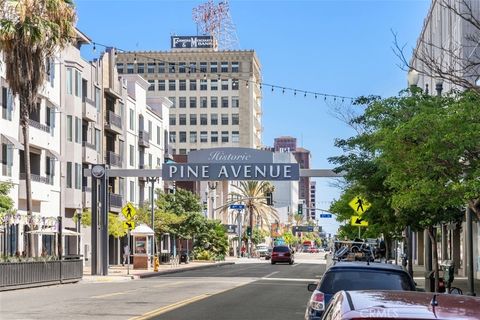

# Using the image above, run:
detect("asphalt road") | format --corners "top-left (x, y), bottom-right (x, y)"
top-left (0, 253), bottom-right (326, 320)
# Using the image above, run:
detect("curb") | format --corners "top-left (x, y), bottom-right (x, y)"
top-left (138, 262), bottom-right (235, 279)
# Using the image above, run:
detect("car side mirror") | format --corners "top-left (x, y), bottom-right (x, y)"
top-left (307, 283), bottom-right (317, 292)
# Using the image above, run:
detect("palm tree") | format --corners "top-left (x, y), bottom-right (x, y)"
top-left (0, 0), bottom-right (76, 255)
top-left (220, 181), bottom-right (278, 255)
top-left (293, 213), bottom-right (304, 226)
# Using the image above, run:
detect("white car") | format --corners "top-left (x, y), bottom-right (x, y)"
top-left (256, 244), bottom-right (269, 257)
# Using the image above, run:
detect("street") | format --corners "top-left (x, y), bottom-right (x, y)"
top-left (0, 253), bottom-right (326, 320)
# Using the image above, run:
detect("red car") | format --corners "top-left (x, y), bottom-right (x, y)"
top-left (320, 290), bottom-right (480, 319)
top-left (271, 245), bottom-right (294, 265)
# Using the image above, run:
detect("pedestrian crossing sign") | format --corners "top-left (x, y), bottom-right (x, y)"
top-left (348, 196), bottom-right (371, 215)
top-left (123, 220), bottom-right (135, 230)
top-left (351, 216), bottom-right (368, 227)
top-left (122, 202), bottom-right (137, 220)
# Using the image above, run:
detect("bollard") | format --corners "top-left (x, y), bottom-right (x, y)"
top-left (154, 256), bottom-right (160, 272)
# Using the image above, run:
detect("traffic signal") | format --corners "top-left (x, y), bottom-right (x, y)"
top-left (266, 192), bottom-right (273, 206)
top-left (246, 227), bottom-right (252, 237)
top-left (298, 203), bottom-right (303, 215)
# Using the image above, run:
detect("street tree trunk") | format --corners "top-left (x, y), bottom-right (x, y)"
top-left (19, 96), bottom-right (33, 257)
top-left (428, 226), bottom-right (440, 292)
top-left (249, 204), bottom-right (253, 256)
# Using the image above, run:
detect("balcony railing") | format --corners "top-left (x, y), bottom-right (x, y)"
top-left (106, 151), bottom-right (122, 167)
top-left (138, 130), bottom-right (150, 148)
top-left (28, 119), bottom-right (51, 133)
top-left (109, 193), bottom-right (123, 208)
top-left (106, 111), bottom-right (122, 130)
top-left (82, 141), bottom-right (96, 150)
top-left (19, 173), bottom-right (53, 185)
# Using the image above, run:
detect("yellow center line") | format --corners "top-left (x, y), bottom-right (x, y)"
top-left (128, 294), bottom-right (209, 320)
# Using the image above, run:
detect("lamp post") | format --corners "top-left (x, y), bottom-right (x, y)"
top-left (435, 79), bottom-right (444, 96)
top-left (207, 181), bottom-right (218, 220)
top-left (147, 177), bottom-right (159, 261)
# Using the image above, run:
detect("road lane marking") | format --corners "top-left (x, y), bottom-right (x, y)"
top-left (292, 263), bottom-right (300, 267)
top-left (263, 271), bottom-right (279, 278)
top-left (92, 290), bottom-right (136, 299)
top-left (259, 277), bottom-right (318, 282)
top-left (153, 281), bottom-right (186, 288)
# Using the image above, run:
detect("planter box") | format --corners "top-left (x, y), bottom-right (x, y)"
top-left (0, 259), bottom-right (83, 291)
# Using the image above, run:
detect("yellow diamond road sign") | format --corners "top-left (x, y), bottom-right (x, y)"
top-left (123, 220), bottom-right (135, 230)
top-left (122, 202), bottom-right (137, 221)
top-left (351, 216), bottom-right (368, 227)
top-left (349, 196), bottom-right (371, 215)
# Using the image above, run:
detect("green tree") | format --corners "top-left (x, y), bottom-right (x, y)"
top-left (77, 211), bottom-right (128, 238)
top-left (0, 0), bottom-right (76, 255)
top-left (293, 213), bottom-right (303, 226)
top-left (155, 188), bottom-right (202, 215)
top-left (0, 182), bottom-right (14, 214)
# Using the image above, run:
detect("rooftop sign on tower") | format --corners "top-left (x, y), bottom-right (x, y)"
top-left (171, 35), bottom-right (214, 49)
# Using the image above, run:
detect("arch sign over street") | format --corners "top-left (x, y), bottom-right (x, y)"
top-left (163, 148), bottom-right (300, 181)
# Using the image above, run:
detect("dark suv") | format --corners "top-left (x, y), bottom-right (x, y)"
top-left (304, 262), bottom-right (416, 320)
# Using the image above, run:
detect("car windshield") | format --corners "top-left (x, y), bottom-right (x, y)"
top-left (273, 246), bottom-right (289, 252)
top-left (319, 270), bottom-right (414, 294)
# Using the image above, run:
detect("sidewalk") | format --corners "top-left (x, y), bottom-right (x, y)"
top-left (82, 259), bottom-right (235, 283)
top-left (411, 264), bottom-right (479, 295)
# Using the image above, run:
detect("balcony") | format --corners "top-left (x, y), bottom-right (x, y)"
top-left (109, 193), bottom-right (123, 209)
top-left (19, 172), bottom-right (53, 185)
top-left (23, 119), bottom-right (52, 149)
top-left (106, 151), bottom-right (122, 168)
top-left (105, 110), bottom-right (123, 135)
top-left (138, 130), bottom-right (150, 148)
top-left (82, 97), bottom-right (97, 122)
top-left (82, 141), bottom-right (98, 164)
top-left (18, 173), bottom-right (52, 201)
top-left (28, 119), bottom-right (51, 133)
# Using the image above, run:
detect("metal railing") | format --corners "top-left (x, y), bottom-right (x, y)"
top-left (106, 111), bottom-right (122, 130)
top-left (0, 259), bottom-right (83, 291)
top-left (109, 193), bottom-right (123, 208)
top-left (106, 151), bottom-right (122, 167)
top-left (28, 119), bottom-right (51, 133)
top-left (138, 130), bottom-right (150, 147)
top-left (82, 141), bottom-right (96, 150)
top-left (19, 173), bottom-right (53, 185)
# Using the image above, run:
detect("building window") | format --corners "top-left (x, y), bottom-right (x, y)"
top-left (190, 114), bottom-right (197, 125)
top-left (157, 157), bottom-right (161, 168)
top-left (211, 131), bottom-right (218, 143)
top-left (148, 120), bottom-right (152, 141)
top-left (179, 80), bottom-right (186, 91)
top-left (149, 153), bottom-right (152, 168)
top-left (169, 97), bottom-right (176, 108)
top-left (179, 97), bottom-right (187, 108)
top-left (66, 162), bottom-right (72, 188)
top-left (179, 149), bottom-right (187, 155)
top-left (211, 79), bottom-right (218, 91)
top-left (200, 96), bottom-right (207, 108)
top-left (200, 131), bottom-right (208, 143)
top-left (75, 163), bottom-right (82, 189)
top-left (158, 80), bottom-right (165, 91)
top-left (189, 62), bottom-right (197, 73)
top-left (221, 62), bottom-right (228, 73)
top-left (1, 87), bottom-right (13, 121)
top-left (221, 131), bottom-right (229, 143)
top-left (95, 87), bottom-right (101, 112)
top-left (147, 63), bottom-right (155, 73)
top-left (127, 63), bottom-right (134, 74)
top-left (200, 79), bottom-right (207, 91)
top-left (179, 62), bottom-right (186, 73)
top-left (158, 62), bottom-right (165, 73)
top-left (1, 143), bottom-right (12, 177)
top-left (221, 80), bottom-right (229, 90)
top-left (169, 62), bottom-right (175, 73)
top-left (200, 62), bottom-right (207, 73)
top-left (211, 97), bottom-right (218, 108)
top-left (179, 114), bottom-right (186, 125)
top-left (232, 113), bottom-right (239, 125)
top-left (129, 108), bottom-right (135, 130)
top-left (157, 126), bottom-right (161, 145)
top-left (169, 132), bottom-right (176, 143)
top-left (168, 80), bottom-right (176, 91)
top-left (75, 70), bottom-right (82, 97)
top-left (232, 62), bottom-right (239, 72)
top-left (200, 114), bottom-right (208, 125)
top-left (210, 114), bottom-right (218, 125)
top-left (232, 79), bottom-right (239, 90)
top-left (190, 79), bottom-right (197, 91)
top-left (129, 145), bottom-right (134, 166)
top-left (137, 63), bottom-right (145, 74)
top-left (189, 97), bottom-right (197, 108)
top-left (95, 129), bottom-right (101, 152)
top-left (232, 96), bottom-right (239, 108)
top-left (66, 68), bottom-right (72, 94)
top-left (210, 62), bottom-right (218, 73)
top-left (179, 131), bottom-right (187, 143)
top-left (232, 131), bottom-right (239, 143)
top-left (67, 115), bottom-right (73, 142)
top-left (117, 63), bottom-right (124, 74)
top-left (148, 80), bottom-right (155, 91)
top-left (221, 97), bottom-right (229, 108)
top-left (169, 114), bottom-right (176, 126)
top-left (221, 114), bottom-right (229, 125)
top-left (130, 181), bottom-right (135, 202)
top-left (189, 131), bottom-right (197, 143)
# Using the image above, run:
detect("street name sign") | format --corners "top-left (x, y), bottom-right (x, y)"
top-left (319, 214), bottom-right (332, 218)
top-left (348, 196), bottom-right (371, 215)
top-left (230, 204), bottom-right (245, 210)
top-left (351, 216), bottom-right (368, 227)
top-left (292, 226), bottom-right (320, 233)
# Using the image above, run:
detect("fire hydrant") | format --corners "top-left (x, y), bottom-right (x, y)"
top-left (154, 256), bottom-right (160, 272)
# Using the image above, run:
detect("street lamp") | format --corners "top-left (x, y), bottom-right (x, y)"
top-left (207, 181), bottom-right (218, 220)
top-left (435, 78), bottom-right (444, 96)
top-left (407, 69), bottom-right (419, 87)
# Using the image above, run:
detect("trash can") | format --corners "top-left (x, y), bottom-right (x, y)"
top-left (441, 260), bottom-right (455, 290)
top-left (179, 252), bottom-right (189, 264)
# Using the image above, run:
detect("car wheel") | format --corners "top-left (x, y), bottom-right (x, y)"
top-left (289, 260), bottom-right (294, 265)
top-left (271, 261), bottom-right (276, 265)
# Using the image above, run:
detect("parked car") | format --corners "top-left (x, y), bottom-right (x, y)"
top-left (265, 248), bottom-right (273, 260)
top-left (255, 244), bottom-right (269, 257)
top-left (308, 246), bottom-right (320, 253)
top-left (305, 262), bottom-right (416, 320)
top-left (271, 245), bottom-right (294, 265)
top-left (319, 290), bottom-right (479, 319)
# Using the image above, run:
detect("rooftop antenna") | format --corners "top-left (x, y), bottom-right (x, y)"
top-left (192, 0), bottom-right (240, 50)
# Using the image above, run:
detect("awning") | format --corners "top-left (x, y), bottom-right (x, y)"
top-left (47, 149), bottom-right (62, 161)
top-left (1, 134), bottom-right (24, 150)
top-left (27, 228), bottom-right (80, 236)
top-left (131, 224), bottom-right (154, 236)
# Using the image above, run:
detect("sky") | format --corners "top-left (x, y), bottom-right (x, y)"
top-left (75, 0), bottom-right (431, 235)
